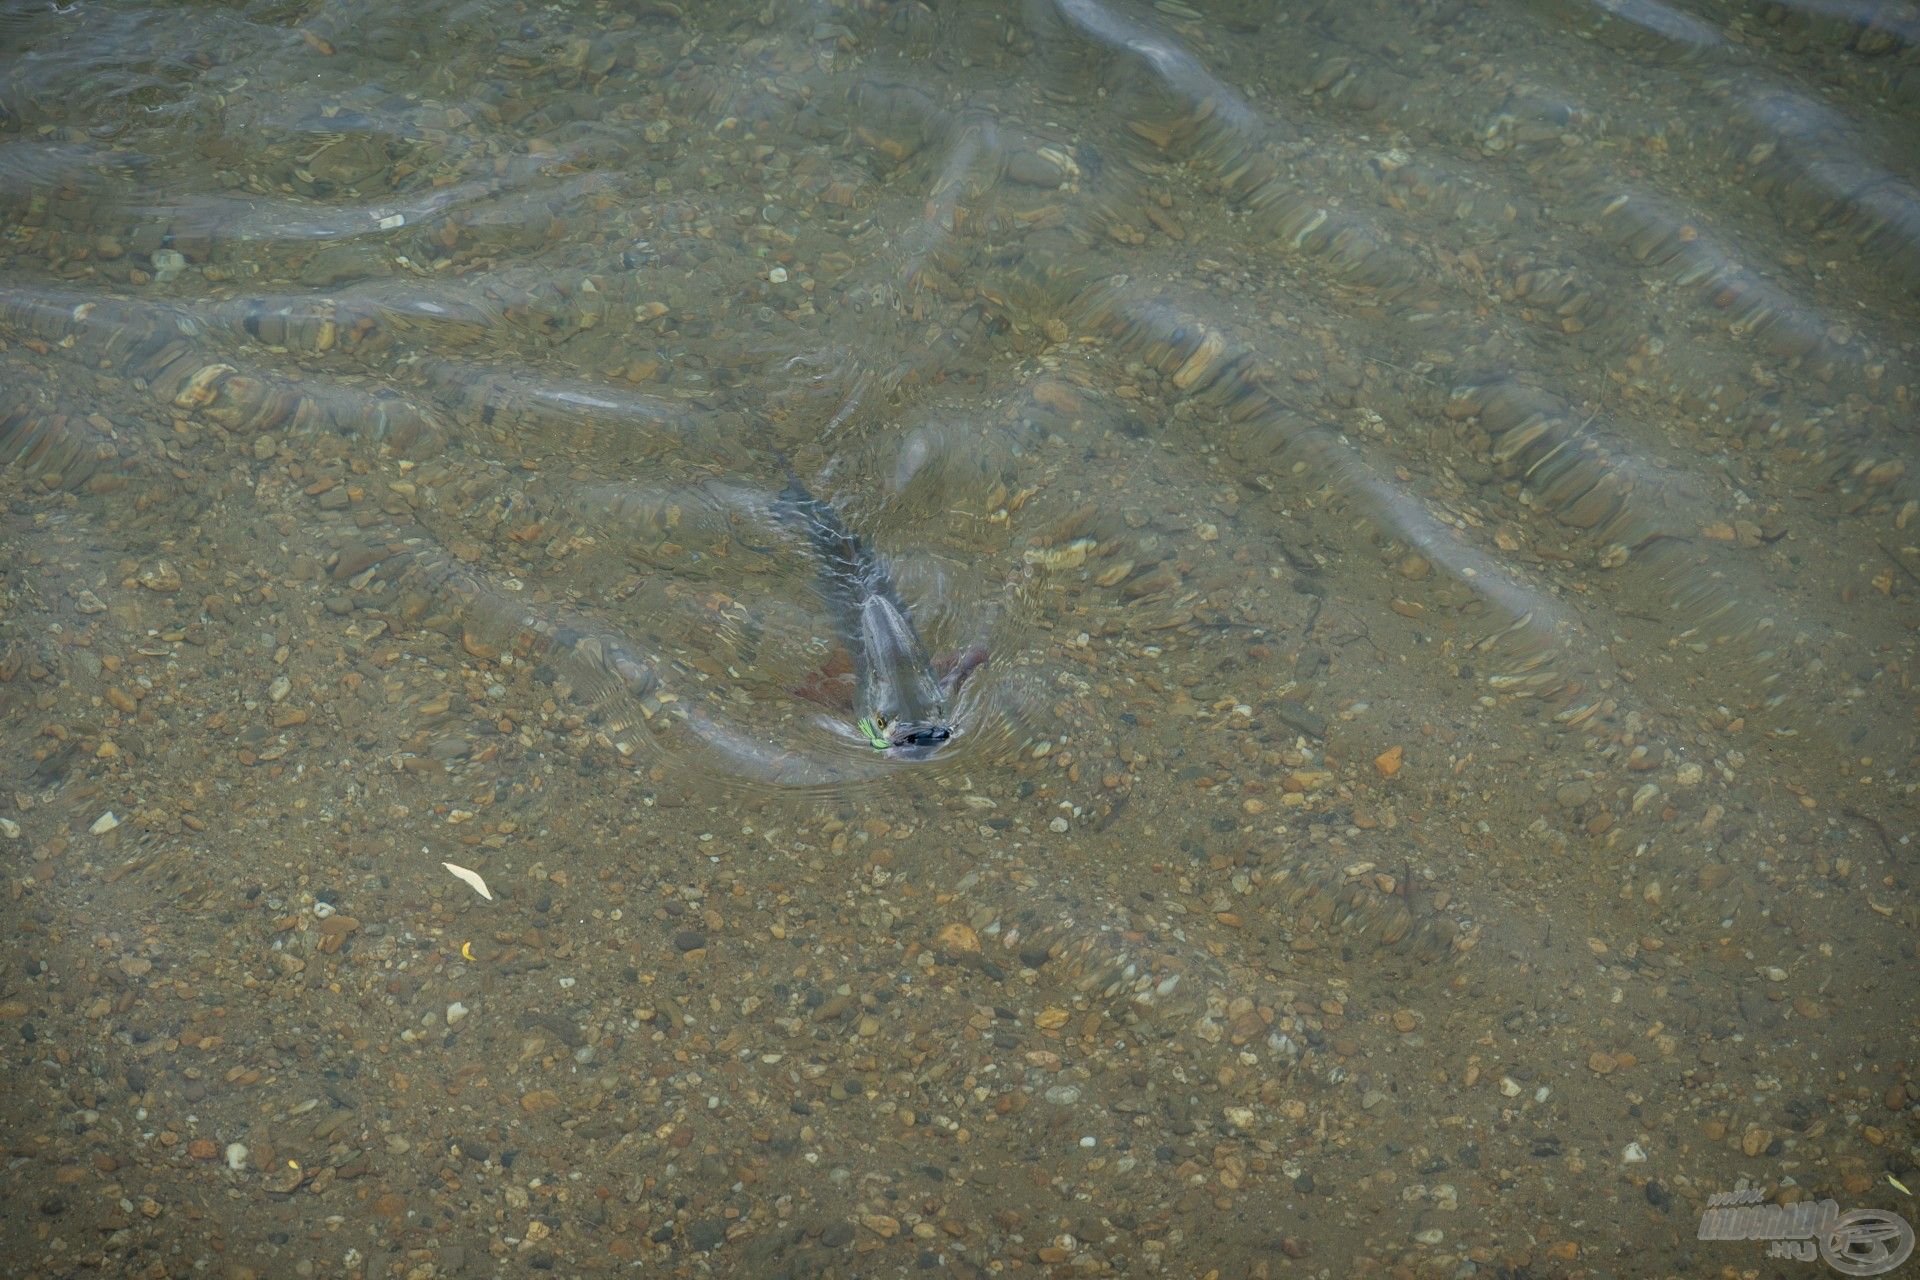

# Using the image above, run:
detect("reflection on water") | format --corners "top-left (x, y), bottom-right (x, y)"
top-left (3, 0), bottom-right (1917, 1273)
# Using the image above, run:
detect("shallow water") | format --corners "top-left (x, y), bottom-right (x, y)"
top-left (3, 0), bottom-right (1918, 1275)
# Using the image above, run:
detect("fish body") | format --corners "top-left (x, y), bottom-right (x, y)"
top-left (774, 471), bottom-right (956, 754)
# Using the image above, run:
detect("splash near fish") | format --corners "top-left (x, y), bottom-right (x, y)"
top-left (772, 465), bottom-right (986, 758)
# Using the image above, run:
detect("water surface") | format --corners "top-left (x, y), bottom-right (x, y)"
top-left (3, 0), bottom-right (1918, 1275)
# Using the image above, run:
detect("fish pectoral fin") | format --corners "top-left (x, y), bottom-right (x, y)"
top-left (936, 645), bottom-right (990, 696)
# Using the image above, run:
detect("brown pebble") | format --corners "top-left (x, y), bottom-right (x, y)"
top-left (188, 1139), bottom-right (219, 1160)
top-left (1032, 380), bottom-right (1082, 415)
top-left (934, 922), bottom-right (980, 958)
top-left (1588, 1051), bottom-right (1618, 1075)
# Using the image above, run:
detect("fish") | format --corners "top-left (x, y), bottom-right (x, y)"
top-left (772, 468), bottom-right (983, 757)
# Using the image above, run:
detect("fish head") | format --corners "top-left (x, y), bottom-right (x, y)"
top-left (855, 594), bottom-right (944, 720)
top-left (850, 595), bottom-right (958, 756)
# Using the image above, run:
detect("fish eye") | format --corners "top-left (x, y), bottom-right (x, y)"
top-left (874, 714), bottom-right (889, 729)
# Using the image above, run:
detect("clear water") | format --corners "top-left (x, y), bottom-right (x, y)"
top-left (3, 0), bottom-right (1917, 1275)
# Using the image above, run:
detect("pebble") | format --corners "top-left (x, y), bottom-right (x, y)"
top-left (137, 560), bottom-right (182, 592)
top-left (0, 818), bottom-right (19, 839)
top-left (1276, 700), bottom-right (1327, 738)
top-left (446, 1001), bottom-right (469, 1025)
top-left (934, 922), bottom-right (980, 958)
top-left (1556, 780), bottom-right (1593, 809)
top-left (89, 811), bottom-right (120, 835)
top-left (225, 1143), bottom-right (249, 1172)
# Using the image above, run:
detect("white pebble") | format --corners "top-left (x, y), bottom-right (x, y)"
top-left (1499, 1076), bottom-right (1522, 1097)
top-left (1078, 1136), bottom-right (1096, 1148)
top-left (768, 266), bottom-right (788, 284)
top-left (1623, 1142), bottom-right (1648, 1163)
top-left (446, 1001), bottom-right (469, 1025)
top-left (1048, 817), bottom-right (1070, 833)
top-left (268, 675), bottom-right (291, 703)
top-left (0, 818), bottom-right (19, 839)
top-left (225, 1142), bottom-right (249, 1172)
top-left (90, 811), bottom-right (120, 835)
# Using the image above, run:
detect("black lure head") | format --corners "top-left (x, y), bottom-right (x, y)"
top-left (855, 712), bottom-right (954, 758)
